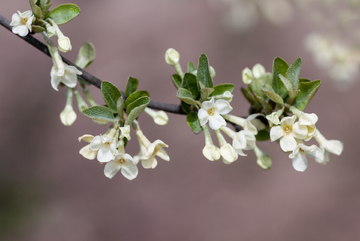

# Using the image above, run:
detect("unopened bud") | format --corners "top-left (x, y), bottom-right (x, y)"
top-left (165, 48), bottom-right (180, 65)
top-left (242, 67), bottom-right (253, 84)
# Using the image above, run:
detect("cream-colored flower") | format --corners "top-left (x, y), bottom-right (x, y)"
top-left (144, 107), bottom-right (169, 125)
top-left (215, 129), bottom-right (238, 164)
top-left (202, 125), bottom-right (221, 161)
top-left (242, 67), bottom-right (253, 84)
top-left (220, 126), bottom-right (256, 156)
top-left (198, 97), bottom-right (233, 130)
top-left (223, 113), bottom-right (265, 135)
top-left (314, 130), bottom-right (344, 164)
top-left (135, 129), bottom-right (169, 169)
top-left (270, 116), bottom-right (307, 152)
top-left (119, 125), bottom-right (131, 140)
top-left (60, 105), bottom-right (77, 126)
top-left (298, 112), bottom-right (318, 141)
top-left (104, 152), bottom-right (138, 180)
top-left (213, 91), bottom-right (233, 103)
top-left (10, 10), bottom-right (34, 37)
top-left (289, 144), bottom-right (324, 172)
top-left (51, 62), bottom-right (82, 91)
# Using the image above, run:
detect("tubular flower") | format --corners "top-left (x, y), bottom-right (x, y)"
top-left (144, 107), bottom-right (169, 125)
top-left (51, 62), bottom-right (82, 91)
top-left (104, 152), bottom-right (138, 180)
top-left (220, 126), bottom-right (256, 156)
top-left (10, 10), bottom-right (34, 37)
top-left (202, 125), bottom-right (221, 161)
top-left (289, 144), bottom-right (324, 172)
top-left (78, 129), bottom-right (118, 163)
top-left (314, 130), bottom-right (344, 164)
top-left (270, 115), bottom-right (307, 152)
top-left (215, 129), bottom-right (238, 164)
top-left (198, 97), bottom-right (233, 130)
top-left (135, 129), bottom-right (169, 169)
top-left (223, 113), bottom-right (265, 135)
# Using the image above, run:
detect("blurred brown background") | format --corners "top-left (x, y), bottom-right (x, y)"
top-left (0, 0), bottom-right (359, 240)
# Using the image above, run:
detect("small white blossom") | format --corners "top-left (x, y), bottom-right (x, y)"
top-left (51, 62), bottom-right (82, 91)
top-left (289, 144), bottom-right (324, 172)
top-left (119, 125), bottom-right (131, 140)
top-left (220, 126), bottom-right (256, 156)
top-left (198, 97), bottom-right (233, 130)
top-left (202, 124), bottom-right (221, 161)
top-left (104, 152), bottom-right (138, 180)
top-left (10, 10), bottom-right (34, 37)
top-left (298, 112), bottom-right (318, 141)
top-left (270, 115), bottom-right (308, 152)
top-left (165, 48), bottom-right (180, 65)
top-left (242, 67), bottom-right (253, 84)
top-left (223, 113), bottom-right (265, 135)
top-left (215, 129), bottom-right (238, 164)
top-left (135, 129), bottom-right (169, 169)
top-left (60, 105), bottom-right (77, 126)
top-left (314, 130), bottom-right (344, 164)
top-left (78, 129), bottom-right (118, 163)
top-left (266, 112), bottom-right (281, 127)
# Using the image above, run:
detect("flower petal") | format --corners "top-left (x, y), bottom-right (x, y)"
top-left (202, 97), bottom-right (215, 109)
top-left (208, 114), bottom-right (226, 130)
top-left (280, 134), bottom-right (297, 152)
top-left (270, 126), bottom-right (284, 141)
top-left (78, 134), bottom-right (94, 143)
top-left (220, 144), bottom-right (238, 164)
top-left (281, 115), bottom-right (296, 127)
top-left (292, 153), bottom-right (308, 172)
top-left (89, 136), bottom-right (102, 151)
top-left (104, 161), bottom-right (121, 179)
top-left (10, 13), bottom-right (21, 26)
top-left (79, 144), bottom-right (97, 160)
top-left (121, 163), bottom-right (138, 180)
top-left (141, 156), bottom-right (158, 169)
top-left (292, 122), bottom-right (308, 139)
top-left (97, 146), bottom-right (114, 163)
top-left (215, 99), bottom-right (233, 115)
top-left (12, 25), bottom-right (28, 37)
top-left (325, 140), bottom-right (343, 156)
top-left (198, 109), bottom-right (209, 126)
top-left (51, 75), bottom-right (61, 91)
top-left (202, 144), bottom-right (221, 161)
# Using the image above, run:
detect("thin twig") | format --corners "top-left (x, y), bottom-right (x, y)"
top-left (0, 14), bottom-right (185, 114)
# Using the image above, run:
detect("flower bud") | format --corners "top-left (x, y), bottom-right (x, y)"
top-left (202, 143), bottom-right (221, 161)
top-left (165, 48), bottom-right (180, 65)
top-left (252, 64), bottom-right (266, 79)
top-left (254, 145), bottom-right (272, 170)
top-left (58, 35), bottom-right (72, 52)
top-left (242, 67), bottom-right (253, 84)
top-left (220, 143), bottom-right (238, 164)
top-left (144, 107), bottom-right (169, 125)
top-left (210, 66), bottom-right (216, 78)
top-left (60, 105), bottom-right (77, 126)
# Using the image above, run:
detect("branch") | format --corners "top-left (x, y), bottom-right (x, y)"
top-left (0, 14), bottom-right (185, 115)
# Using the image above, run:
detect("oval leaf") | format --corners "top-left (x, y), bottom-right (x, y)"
top-left (171, 74), bottom-right (182, 89)
top-left (261, 84), bottom-right (284, 105)
top-left (125, 97), bottom-right (150, 124)
top-left (75, 42), bottom-right (96, 69)
top-left (187, 111), bottom-right (203, 134)
top-left (47, 4), bottom-right (80, 25)
top-left (83, 106), bottom-right (115, 122)
top-left (182, 73), bottom-right (200, 99)
top-left (125, 77), bottom-right (138, 97)
top-left (29, 0), bottom-right (42, 19)
top-left (209, 83), bottom-right (235, 96)
top-left (188, 62), bottom-right (196, 73)
top-left (293, 80), bottom-right (321, 111)
top-left (177, 88), bottom-right (199, 106)
top-left (197, 54), bottom-right (213, 88)
top-left (124, 90), bottom-right (150, 108)
top-left (101, 81), bottom-right (122, 113)
top-left (272, 57), bottom-right (289, 98)
top-left (285, 58), bottom-right (301, 90)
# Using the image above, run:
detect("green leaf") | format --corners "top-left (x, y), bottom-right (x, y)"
top-left (29, 0), bottom-right (43, 19)
top-left (42, 3), bottom-right (52, 14)
top-left (181, 101), bottom-right (191, 114)
top-left (199, 82), bottom-right (214, 102)
top-left (125, 97), bottom-right (150, 124)
top-left (209, 83), bottom-right (235, 96)
top-left (177, 88), bottom-right (199, 106)
top-left (286, 58), bottom-right (301, 90)
top-left (254, 94), bottom-right (273, 113)
top-left (272, 57), bottom-right (289, 98)
top-left (171, 74), bottom-right (182, 89)
top-left (75, 42), bottom-right (96, 69)
top-left (101, 81), bottom-right (122, 113)
top-left (286, 90), bottom-right (300, 106)
top-left (240, 87), bottom-right (262, 112)
top-left (261, 84), bottom-right (284, 105)
top-left (124, 90), bottom-right (150, 108)
top-left (197, 54), bottom-right (213, 88)
top-left (249, 74), bottom-right (268, 99)
top-left (292, 80), bottom-right (321, 111)
top-left (31, 25), bottom-right (45, 33)
top-left (46, 4), bottom-right (80, 25)
top-left (39, 0), bottom-right (47, 7)
top-left (125, 77), bottom-right (138, 97)
top-left (279, 74), bottom-right (293, 91)
top-left (255, 130), bottom-right (270, 141)
top-left (117, 96), bottom-right (125, 118)
top-left (299, 78), bottom-right (310, 83)
top-left (182, 73), bottom-right (200, 99)
top-left (187, 111), bottom-right (203, 134)
top-left (83, 106), bottom-right (115, 122)
top-left (188, 62), bottom-right (196, 73)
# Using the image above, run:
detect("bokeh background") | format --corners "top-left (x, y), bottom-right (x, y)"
top-left (1, 0), bottom-right (359, 240)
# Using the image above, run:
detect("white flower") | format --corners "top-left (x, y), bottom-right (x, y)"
top-left (314, 130), bottom-right (344, 164)
top-left (119, 125), bottom-right (131, 140)
top-left (144, 107), bottom-right (169, 125)
top-left (215, 129), bottom-right (238, 164)
top-left (202, 143), bottom-right (221, 161)
top-left (223, 113), bottom-right (265, 135)
top-left (253, 145), bottom-right (272, 170)
top-left (289, 144), bottom-right (324, 172)
top-left (266, 112), bottom-right (281, 127)
top-left (242, 67), bottom-right (253, 84)
top-left (51, 63), bottom-right (82, 91)
top-left (104, 152), bottom-right (138, 180)
top-left (165, 48), bottom-right (180, 65)
top-left (135, 129), bottom-right (169, 169)
top-left (270, 115), bottom-right (308, 152)
top-left (10, 10), bottom-right (34, 37)
top-left (198, 97), bottom-right (233, 130)
top-left (212, 91), bottom-right (233, 103)
top-left (220, 126), bottom-right (256, 156)
top-left (60, 105), bottom-right (77, 126)
top-left (78, 129), bottom-right (118, 163)
top-left (298, 112), bottom-right (318, 141)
